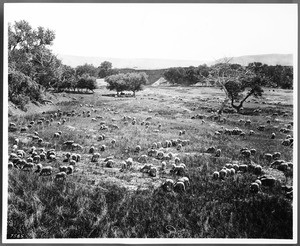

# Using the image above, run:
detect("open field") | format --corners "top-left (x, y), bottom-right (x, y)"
top-left (6, 86), bottom-right (294, 239)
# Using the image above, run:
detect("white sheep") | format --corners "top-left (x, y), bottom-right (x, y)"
top-left (55, 172), bottom-right (67, 181)
top-left (135, 145), bottom-right (142, 152)
top-left (161, 161), bottom-right (167, 170)
top-left (106, 159), bottom-right (114, 168)
top-left (125, 158), bottom-right (133, 169)
top-left (272, 152), bottom-right (281, 160)
top-left (212, 171), bottom-right (219, 180)
top-left (59, 166), bottom-right (68, 172)
top-left (69, 160), bottom-right (76, 166)
top-left (91, 152), bottom-right (101, 162)
top-left (39, 166), bottom-right (53, 176)
top-left (174, 181), bottom-right (185, 193)
top-left (177, 177), bottom-right (190, 187)
top-left (140, 164), bottom-right (153, 173)
top-left (238, 164), bottom-right (248, 173)
top-left (215, 149), bottom-right (221, 157)
top-left (162, 179), bottom-right (174, 192)
top-left (149, 167), bottom-right (157, 177)
top-left (250, 182), bottom-right (260, 194)
top-left (138, 155), bottom-right (147, 163)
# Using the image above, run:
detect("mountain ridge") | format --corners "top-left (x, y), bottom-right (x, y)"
top-left (57, 53), bottom-right (293, 70)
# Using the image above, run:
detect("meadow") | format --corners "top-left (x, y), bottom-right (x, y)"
top-left (6, 85), bottom-right (294, 239)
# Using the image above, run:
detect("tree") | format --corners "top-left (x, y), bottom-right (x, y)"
top-left (105, 73), bottom-right (128, 96)
top-left (163, 67), bottom-right (186, 85)
top-left (75, 63), bottom-right (98, 77)
top-left (209, 58), bottom-right (258, 114)
top-left (77, 74), bottom-right (97, 93)
top-left (105, 72), bottom-right (148, 96)
top-left (98, 61), bottom-right (115, 78)
top-left (125, 72), bottom-right (148, 96)
top-left (225, 76), bottom-right (264, 113)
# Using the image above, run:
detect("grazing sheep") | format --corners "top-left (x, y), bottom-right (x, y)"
top-left (277, 163), bottom-right (288, 172)
top-left (89, 146), bottom-right (95, 154)
top-left (174, 157), bottom-right (180, 165)
top-left (138, 155), bottom-right (147, 163)
top-left (76, 154), bottom-right (81, 162)
top-left (39, 166), bottom-right (53, 176)
top-left (140, 164), bottom-right (153, 173)
top-left (232, 164), bottom-right (239, 172)
top-left (271, 133), bottom-right (276, 139)
top-left (250, 182), bottom-right (260, 194)
top-left (212, 171), bottom-right (220, 180)
top-left (67, 165), bottom-right (74, 174)
top-left (100, 145), bottom-right (106, 152)
top-left (33, 155), bottom-right (40, 164)
top-left (162, 179), bottom-right (174, 192)
top-left (157, 142), bottom-right (162, 148)
top-left (72, 143), bottom-right (83, 151)
top-left (250, 149), bottom-right (256, 155)
top-left (149, 167), bottom-right (158, 177)
top-left (59, 166), bottom-right (68, 172)
top-left (161, 161), bottom-right (167, 170)
top-left (254, 165), bottom-right (262, 175)
top-left (176, 144), bottom-right (182, 151)
top-left (135, 145), bottom-right (142, 152)
top-left (206, 146), bottom-right (216, 154)
top-left (174, 181), bottom-right (185, 193)
top-left (272, 152), bottom-right (281, 160)
top-left (27, 157), bottom-right (33, 163)
top-left (151, 142), bottom-right (157, 149)
top-left (111, 139), bottom-right (116, 145)
top-left (215, 149), bottom-right (221, 157)
top-left (225, 163), bottom-right (233, 169)
top-left (8, 162), bottom-right (14, 169)
top-left (270, 160), bottom-right (285, 169)
top-left (125, 158), bottom-right (133, 169)
top-left (238, 165), bottom-right (248, 173)
top-left (249, 130), bottom-right (255, 136)
top-left (55, 172), bottom-right (67, 181)
top-left (257, 125), bottom-right (266, 131)
top-left (71, 154), bottom-right (77, 161)
top-left (40, 153), bottom-right (46, 161)
top-left (35, 163), bottom-right (43, 173)
top-left (241, 149), bottom-right (251, 159)
top-left (69, 159), bottom-right (76, 166)
top-left (156, 151), bottom-right (164, 160)
top-left (177, 177), bottom-right (190, 187)
top-left (264, 153), bottom-right (273, 162)
top-left (106, 159), bottom-right (114, 168)
top-left (171, 165), bottom-right (185, 176)
top-left (259, 176), bottom-right (276, 187)
top-left (148, 149), bottom-right (157, 157)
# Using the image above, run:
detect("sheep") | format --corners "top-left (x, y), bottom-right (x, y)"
top-left (171, 165), bottom-right (185, 176)
top-left (33, 155), bottom-right (40, 164)
top-left (270, 160), bottom-right (285, 169)
top-left (245, 119), bottom-right (251, 126)
top-left (53, 132), bottom-right (60, 139)
top-left (271, 133), bottom-right (276, 139)
top-left (225, 163), bottom-right (233, 169)
top-left (250, 149), bottom-right (256, 155)
top-left (48, 154), bottom-right (56, 162)
top-left (149, 167), bottom-right (158, 177)
top-left (229, 168), bottom-right (236, 176)
top-left (272, 152), bottom-right (281, 160)
top-left (59, 166), bottom-right (68, 172)
top-left (89, 146), bottom-right (95, 154)
top-left (249, 130), bottom-right (255, 136)
top-left (71, 154), bottom-right (77, 161)
top-left (215, 149), bottom-right (221, 157)
top-left (72, 143), bottom-right (83, 151)
top-left (254, 179), bottom-right (262, 186)
top-left (8, 162), bottom-right (14, 169)
top-left (40, 153), bottom-right (46, 161)
top-left (111, 139), bottom-right (116, 146)
top-left (277, 163), bottom-right (288, 172)
top-left (140, 164), bottom-right (153, 173)
top-left (259, 176), bottom-right (276, 187)
top-left (69, 159), bottom-right (76, 166)
top-left (34, 163), bottom-right (43, 173)
top-left (162, 179), bottom-right (174, 192)
top-left (148, 149), bottom-right (157, 157)
top-left (264, 153), bottom-right (273, 162)
top-left (157, 142), bottom-right (162, 148)
top-left (55, 172), bottom-right (67, 181)
top-left (257, 125), bottom-right (266, 131)
top-left (177, 177), bottom-right (190, 187)
top-left (100, 145), bottom-right (106, 152)
top-left (161, 161), bottom-right (167, 170)
top-left (174, 157), bottom-right (180, 165)
top-left (174, 181), bottom-right (186, 193)
top-left (212, 171), bottom-right (220, 180)
top-left (238, 164), bottom-right (248, 173)
top-left (232, 164), bottom-right (239, 172)
top-left (39, 166), bottom-right (53, 176)
top-left (67, 165), bottom-right (74, 174)
top-left (156, 151), bottom-right (164, 160)
top-left (151, 142), bottom-right (157, 149)
top-left (250, 182), bottom-right (260, 194)
top-left (254, 165), bottom-right (262, 175)
top-left (135, 145), bottom-right (142, 152)
top-left (241, 149), bottom-right (251, 159)
top-left (138, 155), bottom-right (147, 163)
top-left (176, 144), bottom-right (182, 151)
top-left (106, 159), bottom-right (114, 168)
top-left (206, 146), bottom-right (216, 154)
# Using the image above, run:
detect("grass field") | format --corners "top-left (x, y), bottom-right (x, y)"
top-left (6, 85), bottom-right (294, 239)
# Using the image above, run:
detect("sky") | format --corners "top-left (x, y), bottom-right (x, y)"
top-left (4, 3), bottom-right (298, 61)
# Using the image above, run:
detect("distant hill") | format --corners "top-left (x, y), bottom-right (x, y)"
top-left (210, 54), bottom-right (293, 66)
top-left (58, 53), bottom-right (293, 70)
top-left (57, 54), bottom-right (209, 70)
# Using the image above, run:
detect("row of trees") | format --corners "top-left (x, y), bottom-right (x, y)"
top-left (163, 62), bottom-right (293, 89)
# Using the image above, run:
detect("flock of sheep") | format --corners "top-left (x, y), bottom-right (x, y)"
top-left (7, 96), bottom-right (293, 199)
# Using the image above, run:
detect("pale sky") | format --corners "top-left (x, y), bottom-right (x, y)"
top-left (4, 3), bottom-right (298, 61)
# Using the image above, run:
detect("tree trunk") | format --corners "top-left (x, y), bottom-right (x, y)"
top-left (231, 89), bottom-right (255, 113)
top-left (133, 91), bottom-right (136, 97)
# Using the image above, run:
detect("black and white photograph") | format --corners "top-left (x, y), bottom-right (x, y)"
top-left (2, 2), bottom-right (298, 243)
